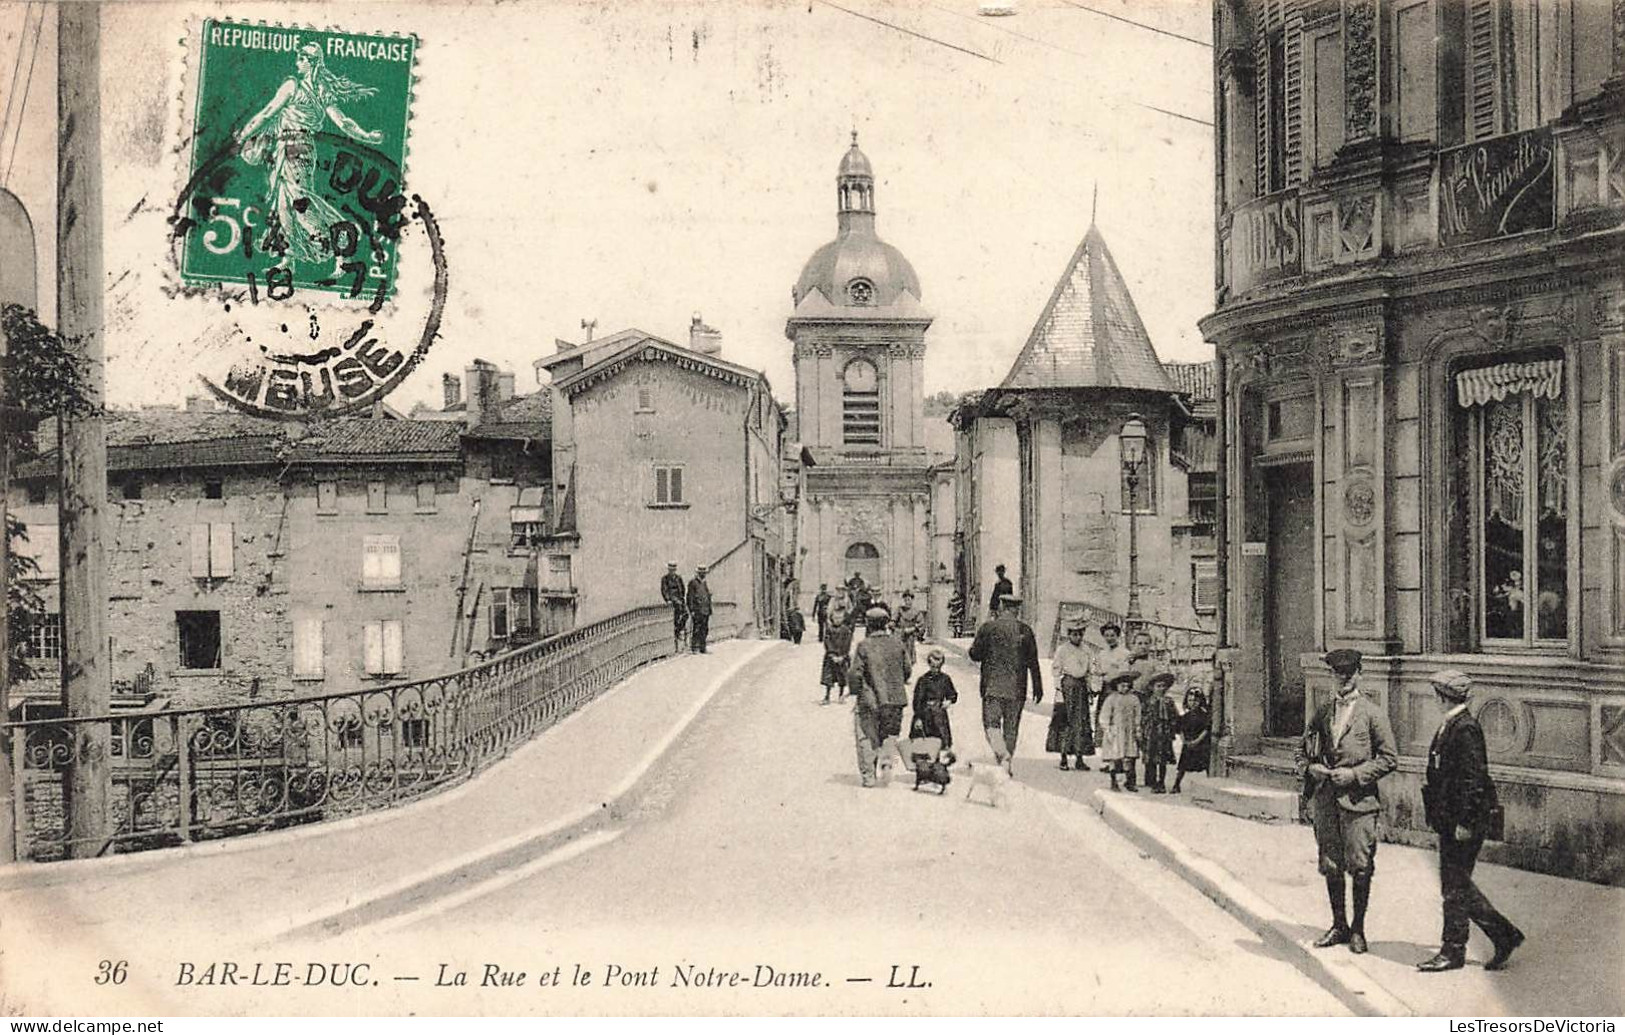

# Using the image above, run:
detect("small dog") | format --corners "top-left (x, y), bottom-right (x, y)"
top-left (965, 760), bottom-right (1012, 808)
top-left (912, 748), bottom-right (955, 794)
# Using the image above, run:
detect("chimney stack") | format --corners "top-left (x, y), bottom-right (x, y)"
top-left (442, 372), bottom-right (462, 409)
top-left (498, 372), bottom-right (516, 401)
top-left (689, 312), bottom-right (722, 356)
top-left (465, 359), bottom-right (500, 428)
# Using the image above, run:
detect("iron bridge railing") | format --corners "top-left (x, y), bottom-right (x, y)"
top-left (3, 602), bottom-right (738, 863)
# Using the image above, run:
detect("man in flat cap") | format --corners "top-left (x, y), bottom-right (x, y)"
top-left (660, 562), bottom-right (688, 654)
top-left (686, 564), bottom-right (713, 653)
top-left (1294, 648), bottom-right (1398, 955)
top-left (849, 605), bottom-right (912, 787)
top-left (969, 593), bottom-right (1043, 773)
top-left (1418, 670), bottom-right (1524, 972)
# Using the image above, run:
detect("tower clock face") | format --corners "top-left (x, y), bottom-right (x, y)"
top-left (847, 279), bottom-right (875, 305)
top-left (844, 359), bottom-right (878, 392)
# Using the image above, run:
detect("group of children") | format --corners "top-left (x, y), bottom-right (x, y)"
top-left (1091, 672), bottom-right (1211, 793)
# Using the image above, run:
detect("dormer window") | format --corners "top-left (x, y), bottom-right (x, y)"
top-left (847, 279), bottom-right (875, 306)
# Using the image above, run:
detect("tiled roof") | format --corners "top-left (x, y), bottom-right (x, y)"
top-left (106, 408), bottom-right (285, 445)
top-left (291, 420), bottom-right (463, 459)
top-left (498, 391), bottom-right (551, 422)
top-left (1000, 225), bottom-right (1174, 394)
top-left (1166, 360), bottom-right (1216, 402)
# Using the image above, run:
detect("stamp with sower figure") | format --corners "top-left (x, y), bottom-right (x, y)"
top-left (169, 18), bottom-right (445, 419)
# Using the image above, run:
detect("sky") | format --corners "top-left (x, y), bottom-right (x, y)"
top-left (0, 0), bottom-right (1216, 413)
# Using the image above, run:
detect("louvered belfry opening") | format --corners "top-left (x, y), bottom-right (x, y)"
top-left (842, 358), bottom-right (881, 446)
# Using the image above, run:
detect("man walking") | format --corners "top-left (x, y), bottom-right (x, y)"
top-left (968, 593), bottom-right (1043, 773)
top-left (1294, 649), bottom-right (1398, 955)
top-left (813, 583), bottom-right (832, 643)
top-left (989, 564), bottom-right (1014, 615)
top-left (686, 564), bottom-right (713, 654)
top-left (1052, 620), bottom-right (1094, 771)
top-left (821, 601), bottom-right (855, 704)
top-left (849, 606), bottom-right (911, 788)
top-left (894, 589), bottom-right (926, 670)
top-left (1418, 669), bottom-right (1524, 973)
top-left (660, 562), bottom-right (688, 654)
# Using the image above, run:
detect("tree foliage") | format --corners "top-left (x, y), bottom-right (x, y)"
top-left (4, 304), bottom-right (98, 684)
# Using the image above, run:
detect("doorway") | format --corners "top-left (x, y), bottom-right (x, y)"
top-left (1265, 463), bottom-right (1315, 738)
top-left (844, 542), bottom-right (881, 596)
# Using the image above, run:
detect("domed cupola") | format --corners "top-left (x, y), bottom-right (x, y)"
top-left (793, 133), bottom-right (922, 309)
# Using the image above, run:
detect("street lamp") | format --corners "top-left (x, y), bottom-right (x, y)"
top-left (1120, 412), bottom-right (1147, 629)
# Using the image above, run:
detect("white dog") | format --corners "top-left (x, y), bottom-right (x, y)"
top-left (965, 760), bottom-right (1012, 808)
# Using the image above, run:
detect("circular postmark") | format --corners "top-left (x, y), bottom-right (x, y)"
top-left (169, 132), bottom-right (446, 418)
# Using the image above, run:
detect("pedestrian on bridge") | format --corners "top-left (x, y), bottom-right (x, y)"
top-left (910, 647), bottom-right (958, 750)
top-left (850, 605), bottom-right (912, 788)
top-left (1051, 620), bottom-right (1094, 771)
top-left (895, 590), bottom-right (926, 669)
top-left (1098, 670), bottom-right (1141, 792)
top-left (687, 565), bottom-right (713, 654)
top-left (821, 602), bottom-right (854, 704)
top-left (661, 562), bottom-right (688, 654)
top-left (814, 583), bottom-right (832, 643)
top-left (1087, 621), bottom-right (1131, 730)
top-left (1137, 670), bottom-right (1178, 794)
top-left (968, 593), bottom-right (1043, 774)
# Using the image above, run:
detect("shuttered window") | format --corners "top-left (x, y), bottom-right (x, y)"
top-left (189, 523), bottom-right (234, 578)
top-left (293, 618), bottom-right (324, 679)
top-left (652, 465), bottom-right (685, 506)
top-left (1193, 561), bottom-right (1220, 613)
top-left (363, 619), bottom-right (404, 676)
top-left (842, 359), bottom-right (882, 446)
top-left (362, 534), bottom-right (402, 587)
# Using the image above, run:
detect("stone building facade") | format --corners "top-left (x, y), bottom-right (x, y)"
top-left (788, 135), bottom-right (952, 624)
top-left (1201, 0), bottom-right (1625, 882)
top-left (540, 324), bottom-right (788, 635)
top-left (953, 225), bottom-right (1219, 648)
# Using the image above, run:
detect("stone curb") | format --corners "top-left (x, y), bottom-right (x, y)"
top-left (1092, 790), bottom-right (1416, 1018)
top-left (269, 640), bottom-right (786, 941)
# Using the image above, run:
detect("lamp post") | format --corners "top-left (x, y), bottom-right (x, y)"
top-left (1120, 413), bottom-right (1147, 630)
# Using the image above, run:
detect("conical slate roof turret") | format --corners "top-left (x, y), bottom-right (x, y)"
top-left (1000, 224), bottom-right (1173, 393)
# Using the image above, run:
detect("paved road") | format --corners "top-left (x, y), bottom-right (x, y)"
top-left (369, 641), bottom-right (1347, 1015)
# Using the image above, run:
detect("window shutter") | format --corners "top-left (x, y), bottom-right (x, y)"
top-left (670, 467), bottom-right (684, 504)
top-left (383, 620), bottom-right (404, 674)
top-left (363, 534), bottom-right (401, 584)
top-left (1194, 563), bottom-right (1220, 612)
top-left (655, 467), bottom-right (669, 504)
top-left (491, 589), bottom-right (510, 638)
top-left (294, 618), bottom-right (324, 678)
top-left (363, 622), bottom-right (384, 674)
top-left (1466, 0), bottom-right (1498, 140)
top-left (1283, 1), bottom-right (1305, 186)
top-left (209, 522), bottom-right (234, 577)
top-left (190, 524), bottom-right (211, 577)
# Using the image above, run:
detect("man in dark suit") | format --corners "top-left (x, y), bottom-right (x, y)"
top-left (660, 562), bottom-right (688, 654)
top-left (989, 564), bottom-right (1014, 615)
top-left (1293, 649), bottom-right (1398, 955)
top-left (813, 584), bottom-right (832, 643)
top-left (1418, 669), bottom-right (1525, 973)
top-left (686, 564), bottom-right (713, 654)
top-left (968, 593), bottom-right (1043, 773)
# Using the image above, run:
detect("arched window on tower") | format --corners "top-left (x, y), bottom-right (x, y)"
top-left (842, 358), bottom-right (882, 446)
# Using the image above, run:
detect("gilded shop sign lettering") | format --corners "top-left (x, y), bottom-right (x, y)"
top-left (1228, 189), bottom-right (1301, 295)
top-left (1439, 127), bottom-right (1556, 246)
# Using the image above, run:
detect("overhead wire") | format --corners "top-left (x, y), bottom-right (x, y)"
top-left (813, 0), bottom-right (1002, 63)
top-left (0, 2), bottom-right (37, 178)
top-left (1054, 0), bottom-right (1211, 48)
top-left (3, 1), bottom-right (44, 189)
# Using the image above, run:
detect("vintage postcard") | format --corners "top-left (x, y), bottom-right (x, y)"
top-left (0, 0), bottom-right (1622, 1022)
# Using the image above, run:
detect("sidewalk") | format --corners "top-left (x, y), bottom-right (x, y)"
top-left (1095, 785), bottom-right (1625, 1017)
top-left (0, 639), bottom-right (782, 951)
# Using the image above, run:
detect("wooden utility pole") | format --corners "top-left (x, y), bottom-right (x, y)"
top-left (1, 188), bottom-right (40, 863)
top-left (57, 2), bottom-right (110, 859)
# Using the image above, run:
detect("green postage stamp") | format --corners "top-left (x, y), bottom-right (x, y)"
top-left (179, 20), bottom-right (418, 302)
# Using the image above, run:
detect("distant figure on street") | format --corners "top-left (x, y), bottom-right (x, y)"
top-left (910, 647), bottom-right (958, 750)
top-left (846, 572), bottom-right (871, 615)
top-left (1088, 621), bottom-right (1131, 728)
top-left (849, 606), bottom-right (912, 788)
top-left (1294, 648), bottom-right (1398, 957)
top-left (686, 564), bottom-right (713, 654)
top-left (895, 590), bottom-right (926, 670)
top-left (1097, 670), bottom-right (1141, 791)
top-left (1051, 620), bottom-right (1094, 771)
top-left (989, 564), bottom-right (1014, 615)
top-left (786, 606), bottom-right (806, 645)
top-left (814, 584), bottom-right (832, 643)
top-left (1137, 670), bottom-right (1178, 794)
top-left (1170, 687), bottom-right (1211, 794)
top-left (660, 561), bottom-right (687, 654)
top-left (821, 601), bottom-right (854, 704)
top-left (968, 593), bottom-right (1043, 773)
top-left (1417, 670), bottom-right (1524, 973)
top-left (948, 590), bottom-right (966, 638)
